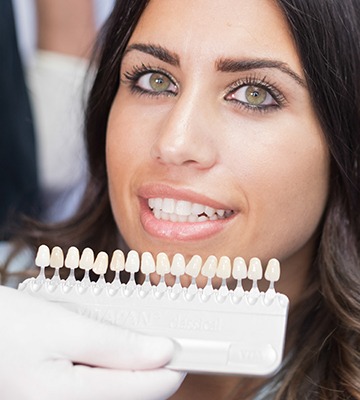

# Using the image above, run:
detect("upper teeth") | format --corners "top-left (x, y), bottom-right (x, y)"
top-left (148, 198), bottom-right (233, 222)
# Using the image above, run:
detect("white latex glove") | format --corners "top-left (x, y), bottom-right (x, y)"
top-left (0, 286), bottom-right (184, 400)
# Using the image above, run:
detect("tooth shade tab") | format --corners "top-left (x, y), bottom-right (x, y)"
top-left (216, 256), bottom-right (231, 279)
top-left (156, 252), bottom-right (171, 275)
top-left (110, 249), bottom-right (125, 272)
top-left (248, 257), bottom-right (263, 281)
top-left (125, 250), bottom-right (140, 273)
top-left (141, 252), bottom-right (156, 274)
top-left (232, 257), bottom-right (247, 280)
top-left (185, 255), bottom-right (202, 278)
top-left (50, 246), bottom-right (64, 268)
top-left (35, 245), bottom-right (50, 267)
top-left (65, 247), bottom-right (80, 269)
top-left (79, 248), bottom-right (94, 271)
top-left (93, 251), bottom-right (109, 275)
top-left (201, 255), bottom-right (218, 278)
top-left (171, 253), bottom-right (186, 276)
top-left (265, 259), bottom-right (281, 282)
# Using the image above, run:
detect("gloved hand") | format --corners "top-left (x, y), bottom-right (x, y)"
top-left (0, 285), bottom-right (185, 400)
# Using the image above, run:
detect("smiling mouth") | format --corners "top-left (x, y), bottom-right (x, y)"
top-left (148, 197), bottom-right (234, 223)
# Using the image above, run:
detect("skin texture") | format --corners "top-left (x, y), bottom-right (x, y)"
top-left (106, 0), bottom-right (329, 396)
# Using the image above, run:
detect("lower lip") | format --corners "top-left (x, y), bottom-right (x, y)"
top-left (139, 199), bottom-right (235, 241)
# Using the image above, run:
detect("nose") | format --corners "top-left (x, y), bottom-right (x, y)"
top-left (150, 93), bottom-right (218, 169)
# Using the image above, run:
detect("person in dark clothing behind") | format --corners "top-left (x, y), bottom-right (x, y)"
top-left (0, 0), bottom-right (40, 239)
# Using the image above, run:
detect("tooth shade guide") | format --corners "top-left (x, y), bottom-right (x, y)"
top-left (23, 246), bottom-right (289, 377)
top-left (32, 245), bottom-right (284, 295)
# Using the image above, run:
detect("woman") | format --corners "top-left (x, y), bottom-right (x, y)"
top-left (2, 0), bottom-right (360, 399)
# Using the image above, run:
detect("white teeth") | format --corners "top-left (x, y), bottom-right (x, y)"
top-left (79, 248), bottom-right (94, 271)
top-left (216, 256), bottom-right (231, 279)
top-left (191, 203), bottom-right (205, 215)
top-left (35, 244), bottom-right (50, 267)
top-left (188, 214), bottom-right (198, 222)
top-left (171, 253), bottom-right (186, 276)
top-left (148, 198), bottom-right (233, 222)
top-left (50, 246), bottom-right (64, 268)
top-left (202, 255), bottom-right (217, 278)
top-left (232, 257), bottom-right (247, 280)
top-left (141, 252), bottom-right (156, 274)
top-left (148, 198), bottom-right (155, 208)
top-left (65, 246), bottom-right (80, 269)
top-left (161, 211), bottom-right (170, 220)
top-left (110, 249), bottom-right (125, 272)
top-left (175, 200), bottom-right (192, 216)
top-left (170, 213), bottom-right (178, 222)
top-left (156, 252), bottom-right (171, 275)
top-left (93, 251), bottom-right (108, 275)
top-left (163, 198), bottom-right (175, 213)
top-left (204, 206), bottom-right (216, 217)
top-left (125, 250), bottom-right (140, 273)
top-left (154, 198), bottom-right (162, 209)
top-left (248, 257), bottom-right (263, 281)
top-left (185, 255), bottom-right (202, 278)
top-left (265, 258), bottom-right (280, 282)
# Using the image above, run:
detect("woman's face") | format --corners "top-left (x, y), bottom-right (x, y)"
top-left (106, 0), bottom-right (329, 292)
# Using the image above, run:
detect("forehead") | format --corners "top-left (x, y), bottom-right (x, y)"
top-left (128, 0), bottom-right (302, 73)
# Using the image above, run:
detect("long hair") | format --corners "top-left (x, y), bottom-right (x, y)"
top-left (267, 1), bottom-right (360, 399)
top-left (13, 0), bottom-right (360, 398)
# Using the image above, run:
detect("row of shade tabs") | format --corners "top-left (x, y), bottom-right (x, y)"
top-left (34, 245), bottom-right (281, 296)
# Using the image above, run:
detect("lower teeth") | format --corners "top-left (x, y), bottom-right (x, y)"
top-left (151, 209), bottom-right (232, 222)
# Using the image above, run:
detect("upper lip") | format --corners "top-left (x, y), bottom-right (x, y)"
top-left (138, 183), bottom-right (236, 211)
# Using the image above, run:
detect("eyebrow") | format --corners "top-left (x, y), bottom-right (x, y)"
top-left (124, 43), bottom-right (180, 66)
top-left (124, 43), bottom-right (306, 88)
top-left (216, 58), bottom-right (306, 88)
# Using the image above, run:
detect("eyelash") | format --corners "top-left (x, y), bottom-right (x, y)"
top-left (121, 64), bottom-right (286, 112)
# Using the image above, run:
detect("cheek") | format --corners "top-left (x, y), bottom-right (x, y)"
top-left (106, 92), bottom-right (152, 183)
top-left (105, 94), bottom-right (158, 245)
top-left (241, 135), bottom-right (329, 261)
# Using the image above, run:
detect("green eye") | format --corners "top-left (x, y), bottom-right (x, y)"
top-left (149, 73), bottom-right (172, 92)
top-left (245, 86), bottom-right (268, 105)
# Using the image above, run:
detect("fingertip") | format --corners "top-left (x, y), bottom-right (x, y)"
top-left (136, 335), bottom-right (175, 367)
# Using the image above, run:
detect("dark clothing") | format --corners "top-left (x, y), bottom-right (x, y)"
top-left (0, 0), bottom-right (40, 238)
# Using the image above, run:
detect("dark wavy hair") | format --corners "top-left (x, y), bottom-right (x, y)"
top-left (12, 0), bottom-right (360, 398)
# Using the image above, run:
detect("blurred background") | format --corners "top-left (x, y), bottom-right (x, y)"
top-left (1, 0), bottom-right (114, 239)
